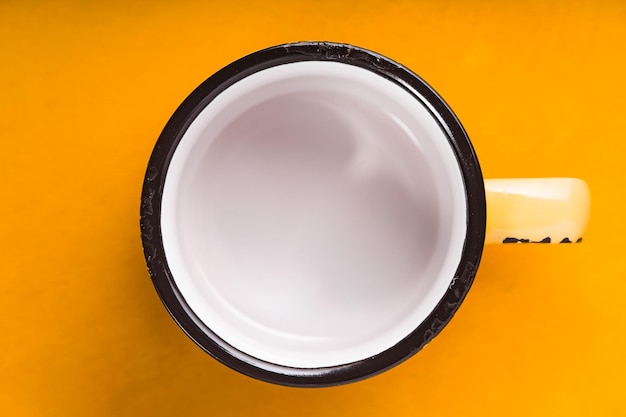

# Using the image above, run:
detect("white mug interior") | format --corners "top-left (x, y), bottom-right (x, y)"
top-left (161, 61), bottom-right (467, 368)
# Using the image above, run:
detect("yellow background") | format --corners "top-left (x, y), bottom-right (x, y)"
top-left (2, 1), bottom-right (625, 415)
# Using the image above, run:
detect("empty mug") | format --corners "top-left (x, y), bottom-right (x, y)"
top-left (140, 42), bottom-right (590, 387)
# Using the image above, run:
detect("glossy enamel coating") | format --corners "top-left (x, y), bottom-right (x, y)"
top-left (140, 42), bottom-right (486, 386)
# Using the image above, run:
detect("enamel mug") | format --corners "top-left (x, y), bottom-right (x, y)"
top-left (140, 42), bottom-right (590, 387)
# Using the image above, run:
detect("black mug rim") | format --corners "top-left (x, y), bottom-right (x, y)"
top-left (140, 41), bottom-right (486, 387)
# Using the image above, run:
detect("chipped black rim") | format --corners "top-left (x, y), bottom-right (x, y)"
top-left (140, 42), bottom-right (486, 387)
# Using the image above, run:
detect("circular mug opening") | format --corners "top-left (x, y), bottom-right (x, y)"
top-left (160, 60), bottom-right (468, 368)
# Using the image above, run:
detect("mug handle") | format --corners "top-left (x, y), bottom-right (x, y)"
top-left (485, 178), bottom-right (590, 244)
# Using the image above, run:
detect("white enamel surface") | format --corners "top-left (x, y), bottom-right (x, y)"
top-left (161, 61), bottom-right (467, 368)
